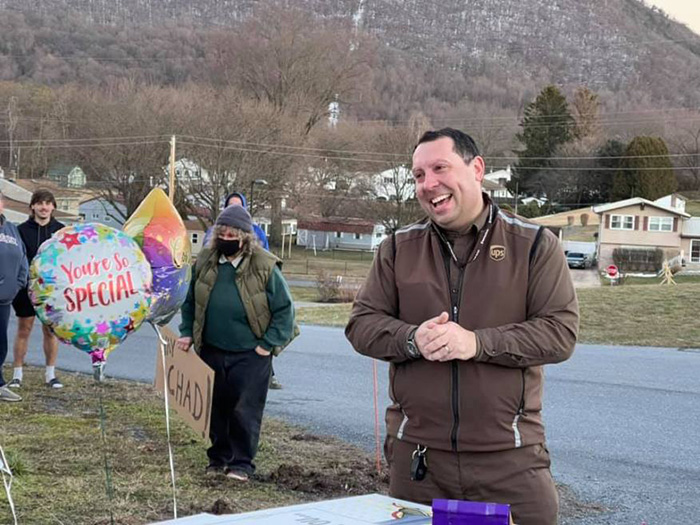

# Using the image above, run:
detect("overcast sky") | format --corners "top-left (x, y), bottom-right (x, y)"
top-left (648, 0), bottom-right (700, 34)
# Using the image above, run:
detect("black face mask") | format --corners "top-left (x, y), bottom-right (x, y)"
top-left (217, 239), bottom-right (241, 257)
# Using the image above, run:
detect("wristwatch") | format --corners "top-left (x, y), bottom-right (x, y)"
top-left (405, 328), bottom-right (421, 359)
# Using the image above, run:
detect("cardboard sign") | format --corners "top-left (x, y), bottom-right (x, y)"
top-left (154, 326), bottom-right (213, 439)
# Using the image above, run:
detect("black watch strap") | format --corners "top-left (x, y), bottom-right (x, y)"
top-left (405, 327), bottom-right (420, 359)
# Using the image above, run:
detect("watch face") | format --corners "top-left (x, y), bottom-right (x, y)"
top-left (406, 339), bottom-right (419, 358)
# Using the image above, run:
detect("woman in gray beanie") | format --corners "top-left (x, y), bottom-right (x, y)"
top-left (177, 205), bottom-right (297, 481)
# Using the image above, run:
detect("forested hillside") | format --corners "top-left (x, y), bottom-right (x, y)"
top-left (0, 0), bottom-right (699, 119)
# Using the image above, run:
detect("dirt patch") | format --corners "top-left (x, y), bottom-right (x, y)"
top-left (290, 432), bottom-right (323, 441)
top-left (557, 483), bottom-right (609, 522)
top-left (266, 459), bottom-right (389, 496)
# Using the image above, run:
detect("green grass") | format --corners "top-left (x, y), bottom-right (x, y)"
top-left (296, 282), bottom-right (700, 348)
top-left (297, 304), bottom-right (354, 327)
top-left (289, 286), bottom-right (320, 302)
top-left (561, 225), bottom-right (598, 242)
top-left (577, 283), bottom-right (700, 347)
top-left (277, 246), bottom-right (374, 279)
top-left (0, 368), bottom-right (387, 524)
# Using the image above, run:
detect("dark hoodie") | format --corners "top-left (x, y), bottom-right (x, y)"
top-left (18, 216), bottom-right (65, 262)
top-left (0, 216), bottom-right (28, 304)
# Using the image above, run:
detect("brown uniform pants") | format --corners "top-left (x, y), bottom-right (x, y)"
top-left (385, 437), bottom-right (558, 525)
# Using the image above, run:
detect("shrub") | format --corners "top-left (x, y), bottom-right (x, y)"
top-left (612, 247), bottom-right (664, 272)
top-left (315, 269), bottom-right (342, 302)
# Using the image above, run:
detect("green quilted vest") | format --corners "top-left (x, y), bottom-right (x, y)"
top-left (191, 246), bottom-right (299, 355)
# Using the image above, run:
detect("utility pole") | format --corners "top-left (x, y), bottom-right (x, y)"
top-left (7, 97), bottom-right (18, 177)
top-left (169, 135), bottom-right (176, 202)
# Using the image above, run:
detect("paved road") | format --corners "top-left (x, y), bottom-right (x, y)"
top-left (13, 319), bottom-right (700, 524)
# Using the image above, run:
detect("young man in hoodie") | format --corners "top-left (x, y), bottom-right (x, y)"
top-left (8, 189), bottom-right (65, 390)
top-left (0, 191), bottom-right (28, 402)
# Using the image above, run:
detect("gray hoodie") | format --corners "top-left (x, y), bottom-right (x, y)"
top-left (0, 215), bottom-right (28, 305)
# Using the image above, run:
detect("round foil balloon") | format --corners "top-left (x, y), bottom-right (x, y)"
top-left (29, 223), bottom-right (152, 364)
top-left (123, 188), bottom-right (192, 326)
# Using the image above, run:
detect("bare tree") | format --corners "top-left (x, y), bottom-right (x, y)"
top-left (356, 115), bottom-right (430, 231)
top-left (672, 125), bottom-right (700, 191)
top-left (60, 82), bottom-right (173, 218)
top-left (204, 3), bottom-right (370, 244)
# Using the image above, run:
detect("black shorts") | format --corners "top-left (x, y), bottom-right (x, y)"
top-left (12, 288), bottom-right (36, 318)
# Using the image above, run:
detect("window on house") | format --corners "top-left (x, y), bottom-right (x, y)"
top-left (91, 213), bottom-right (100, 219)
top-left (648, 216), bottom-right (673, 232)
top-left (691, 240), bottom-right (700, 263)
top-left (336, 232), bottom-right (342, 238)
top-left (355, 233), bottom-right (362, 240)
top-left (610, 214), bottom-right (634, 230)
top-left (375, 232), bottom-right (382, 238)
top-left (192, 233), bottom-right (199, 244)
top-left (104, 216), bottom-right (111, 221)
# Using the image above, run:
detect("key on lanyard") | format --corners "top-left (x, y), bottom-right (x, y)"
top-left (410, 445), bottom-right (428, 481)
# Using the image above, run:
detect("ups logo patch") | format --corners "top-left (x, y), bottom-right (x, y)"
top-left (490, 245), bottom-right (506, 261)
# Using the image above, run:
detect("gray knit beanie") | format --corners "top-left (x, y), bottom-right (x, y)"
top-left (215, 205), bottom-right (253, 232)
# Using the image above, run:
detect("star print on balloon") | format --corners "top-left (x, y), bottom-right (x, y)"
top-left (59, 231), bottom-right (81, 250)
top-left (123, 188), bottom-right (192, 326)
top-left (29, 223), bottom-right (152, 365)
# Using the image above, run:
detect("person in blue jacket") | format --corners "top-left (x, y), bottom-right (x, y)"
top-left (0, 191), bottom-right (28, 402)
top-left (204, 192), bottom-right (284, 389)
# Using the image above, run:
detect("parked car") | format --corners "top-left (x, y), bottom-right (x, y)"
top-left (566, 252), bottom-right (593, 269)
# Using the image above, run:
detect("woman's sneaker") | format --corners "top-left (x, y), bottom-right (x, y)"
top-left (224, 468), bottom-right (249, 482)
top-left (7, 378), bottom-right (21, 389)
top-left (0, 386), bottom-right (22, 402)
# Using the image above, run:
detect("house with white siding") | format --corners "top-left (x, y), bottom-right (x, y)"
top-left (592, 194), bottom-right (699, 269)
top-left (296, 217), bottom-right (386, 252)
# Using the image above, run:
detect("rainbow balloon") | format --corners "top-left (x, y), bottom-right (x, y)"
top-left (123, 188), bottom-right (192, 326)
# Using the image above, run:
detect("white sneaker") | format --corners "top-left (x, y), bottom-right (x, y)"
top-left (0, 386), bottom-right (22, 402)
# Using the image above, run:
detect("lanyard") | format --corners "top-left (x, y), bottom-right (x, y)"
top-left (435, 203), bottom-right (495, 267)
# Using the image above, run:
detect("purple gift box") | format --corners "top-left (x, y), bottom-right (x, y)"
top-left (432, 499), bottom-right (511, 525)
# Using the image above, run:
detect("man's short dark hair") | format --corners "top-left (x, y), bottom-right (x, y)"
top-left (415, 128), bottom-right (481, 162)
top-left (30, 189), bottom-right (57, 208)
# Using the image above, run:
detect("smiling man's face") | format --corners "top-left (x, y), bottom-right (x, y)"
top-left (412, 136), bottom-right (485, 231)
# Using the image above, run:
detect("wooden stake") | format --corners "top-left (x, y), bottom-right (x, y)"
top-left (169, 135), bottom-right (176, 202)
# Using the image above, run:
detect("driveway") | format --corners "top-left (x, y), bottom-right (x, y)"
top-left (569, 268), bottom-right (600, 288)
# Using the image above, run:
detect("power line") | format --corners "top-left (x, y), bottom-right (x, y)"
top-left (1, 134), bottom-right (698, 163)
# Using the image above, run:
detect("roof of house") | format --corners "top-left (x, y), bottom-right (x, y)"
top-left (79, 194), bottom-right (126, 206)
top-left (1, 195), bottom-right (78, 220)
top-left (592, 197), bottom-right (691, 218)
top-left (482, 179), bottom-right (502, 192)
top-left (184, 219), bottom-right (210, 231)
top-left (298, 217), bottom-right (376, 234)
top-left (13, 178), bottom-right (89, 199)
top-left (47, 165), bottom-right (82, 178)
top-left (532, 206), bottom-right (600, 227)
